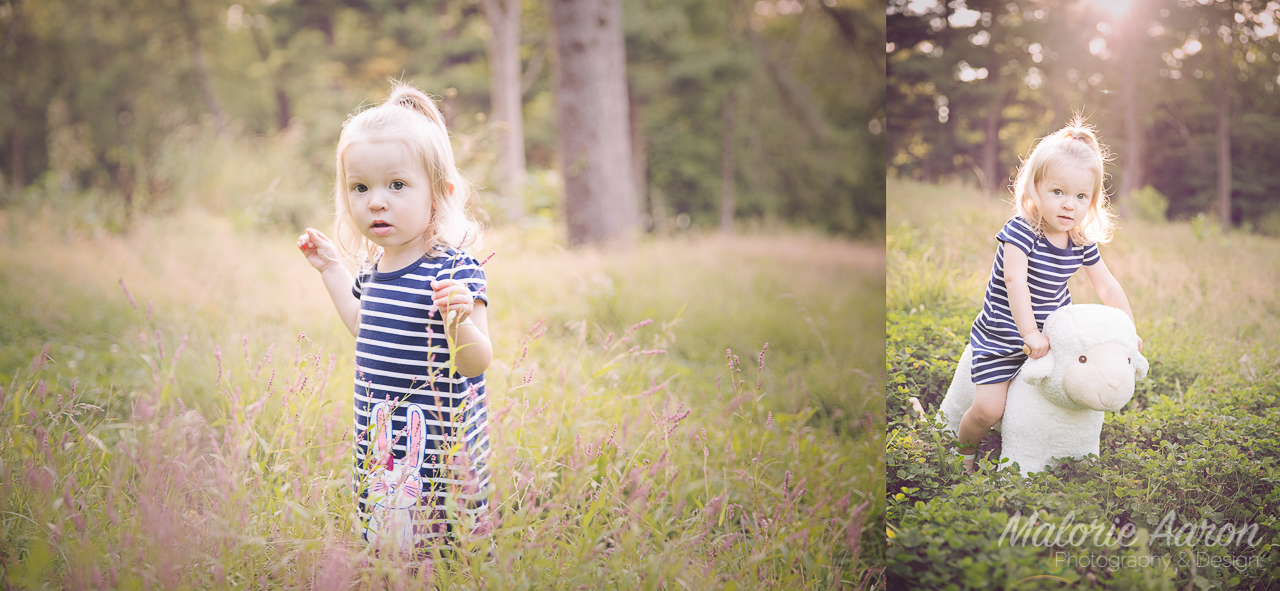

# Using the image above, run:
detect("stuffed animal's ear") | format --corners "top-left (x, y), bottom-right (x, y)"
top-left (1021, 351), bottom-right (1055, 384)
top-left (1132, 350), bottom-right (1149, 381)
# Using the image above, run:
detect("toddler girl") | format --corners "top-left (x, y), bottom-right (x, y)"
top-left (297, 83), bottom-right (493, 549)
top-left (956, 118), bottom-right (1141, 473)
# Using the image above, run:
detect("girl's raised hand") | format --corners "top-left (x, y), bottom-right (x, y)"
top-left (430, 279), bottom-right (474, 326)
top-left (297, 228), bottom-right (341, 272)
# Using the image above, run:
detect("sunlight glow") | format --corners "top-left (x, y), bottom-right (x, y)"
top-left (1091, 0), bottom-right (1133, 15)
top-left (1089, 37), bottom-right (1110, 60)
top-left (948, 7), bottom-right (981, 28)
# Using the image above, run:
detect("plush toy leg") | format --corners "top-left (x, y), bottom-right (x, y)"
top-left (938, 346), bottom-right (977, 435)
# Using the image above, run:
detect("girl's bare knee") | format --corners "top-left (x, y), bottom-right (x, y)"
top-left (966, 401), bottom-right (1004, 428)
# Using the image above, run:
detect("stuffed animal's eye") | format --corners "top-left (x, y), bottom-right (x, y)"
top-left (1128, 358), bottom-right (1131, 364)
top-left (1078, 355), bottom-right (1087, 363)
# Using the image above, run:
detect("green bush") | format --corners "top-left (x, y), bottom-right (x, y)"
top-left (886, 312), bottom-right (1280, 590)
top-left (888, 178), bottom-right (1280, 589)
top-left (1130, 186), bottom-right (1170, 223)
top-left (886, 306), bottom-right (970, 426)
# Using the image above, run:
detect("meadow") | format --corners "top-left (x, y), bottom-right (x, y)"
top-left (886, 179), bottom-right (1280, 589)
top-left (0, 190), bottom-right (884, 587)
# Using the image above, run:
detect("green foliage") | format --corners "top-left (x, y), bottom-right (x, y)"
top-left (0, 0), bottom-right (881, 238)
top-left (886, 306), bottom-right (968, 420)
top-left (1131, 186), bottom-right (1170, 224)
top-left (888, 180), bottom-right (1280, 589)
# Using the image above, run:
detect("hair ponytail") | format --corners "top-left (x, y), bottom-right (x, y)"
top-left (1056, 115), bottom-right (1107, 162)
top-left (386, 83), bottom-right (449, 133)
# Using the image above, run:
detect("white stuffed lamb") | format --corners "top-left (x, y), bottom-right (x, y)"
top-left (938, 304), bottom-right (1148, 475)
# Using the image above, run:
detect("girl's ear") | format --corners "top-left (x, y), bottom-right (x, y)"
top-left (446, 181), bottom-right (455, 196)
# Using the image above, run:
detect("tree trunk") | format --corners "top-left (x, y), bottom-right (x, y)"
top-left (980, 89), bottom-right (1006, 197)
top-left (276, 88), bottom-right (292, 131)
top-left (1117, 14), bottom-right (1143, 217)
top-left (483, 0), bottom-right (527, 221)
top-left (1214, 40), bottom-right (1231, 228)
top-left (628, 80), bottom-right (646, 222)
top-left (719, 87), bottom-right (737, 233)
top-left (8, 20), bottom-right (22, 194)
top-left (745, 25), bottom-right (827, 143)
top-left (250, 24), bottom-right (293, 131)
top-left (548, 0), bottom-right (636, 245)
top-left (179, 0), bottom-right (227, 137)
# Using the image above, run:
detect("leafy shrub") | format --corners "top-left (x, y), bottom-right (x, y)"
top-left (889, 178), bottom-right (1280, 589)
top-left (887, 317), bottom-right (1280, 590)
top-left (886, 306), bottom-right (970, 426)
top-left (1130, 186), bottom-right (1170, 223)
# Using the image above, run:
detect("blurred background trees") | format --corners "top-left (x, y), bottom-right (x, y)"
top-left (0, 0), bottom-right (883, 240)
top-left (888, 0), bottom-right (1280, 234)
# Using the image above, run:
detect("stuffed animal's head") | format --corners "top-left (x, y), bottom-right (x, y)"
top-left (1019, 304), bottom-right (1148, 412)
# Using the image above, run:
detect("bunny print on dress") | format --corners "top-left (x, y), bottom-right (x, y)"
top-left (365, 401), bottom-right (426, 551)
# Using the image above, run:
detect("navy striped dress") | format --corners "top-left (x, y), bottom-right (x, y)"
top-left (969, 216), bottom-right (1100, 384)
top-left (351, 248), bottom-right (491, 548)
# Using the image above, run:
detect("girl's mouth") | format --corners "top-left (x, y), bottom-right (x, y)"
top-left (371, 221), bottom-right (392, 236)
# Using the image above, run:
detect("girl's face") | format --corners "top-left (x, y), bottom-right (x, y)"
top-left (344, 137), bottom-right (434, 267)
top-left (1035, 163), bottom-right (1095, 239)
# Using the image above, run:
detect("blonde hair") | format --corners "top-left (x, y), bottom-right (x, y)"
top-left (1009, 116), bottom-right (1115, 245)
top-left (333, 82), bottom-right (481, 266)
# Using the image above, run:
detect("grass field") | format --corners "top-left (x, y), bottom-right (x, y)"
top-left (0, 205), bottom-right (884, 589)
top-left (886, 179), bottom-right (1280, 589)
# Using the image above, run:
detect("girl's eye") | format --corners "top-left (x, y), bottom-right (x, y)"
top-left (1052, 189), bottom-right (1063, 195)
top-left (1077, 193), bottom-right (1089, 200)
top-left (353, 184), bottom-right (368, 193)
top-left (391, 181), bottom-right (405, 190)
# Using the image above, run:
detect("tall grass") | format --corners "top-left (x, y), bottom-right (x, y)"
top-left (0, 206), bottom-right (883, 588)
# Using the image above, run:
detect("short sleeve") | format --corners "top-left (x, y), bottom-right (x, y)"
top-left (441, 252), bottom-right (490, 306)
top-left (352, 268), bottom-right (372, 299)
top-left (995, 216), bottom-right (1038, 256)
top-left (1081, 242), bottom-right (1101, 266)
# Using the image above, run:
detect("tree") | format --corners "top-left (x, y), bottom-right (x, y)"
top-left (548, 0), bottom-right (636, 245)
top-left (718, 86), bottom-right (735, 233)
top-left (482, 0), bottom-right (527, 220)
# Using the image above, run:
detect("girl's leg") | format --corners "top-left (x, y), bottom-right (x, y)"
top-left (956, 379), bottom-right (1011, 473)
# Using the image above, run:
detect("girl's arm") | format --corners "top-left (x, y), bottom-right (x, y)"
top-left (298, 228), bottom-right (360, 337)
top-left (432, 280), bottom-right (493, 378)
top-left (1083, 260), bottom-right (1142, 350)
top-left (1003, 245), bottom-right (1051, 358)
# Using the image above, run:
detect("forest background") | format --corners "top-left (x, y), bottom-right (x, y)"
top-left (889, 0), bottom-right (1280, 232)
top-left (0, 0), bottom-right (883, 238)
